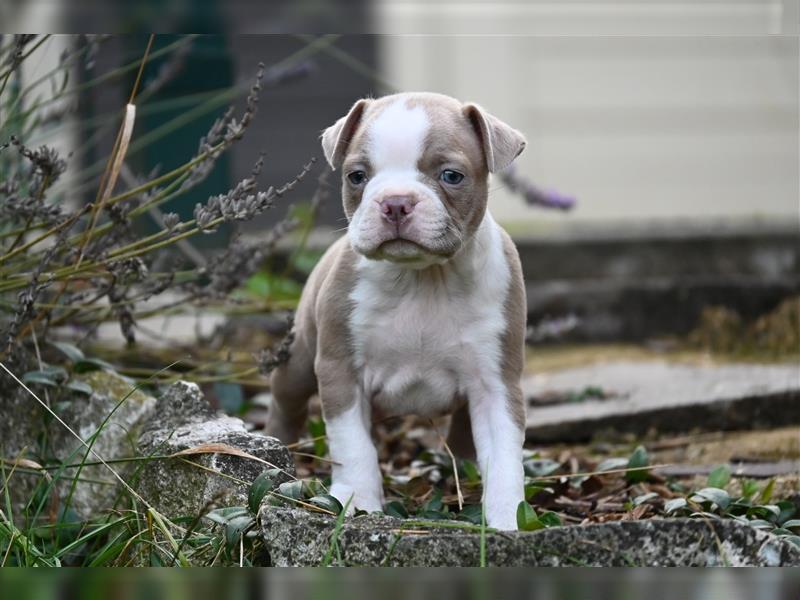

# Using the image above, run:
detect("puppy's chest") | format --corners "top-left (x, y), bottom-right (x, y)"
top-left (349, 278), bottom-right (503, 415)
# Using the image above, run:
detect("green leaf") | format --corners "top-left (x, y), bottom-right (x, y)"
top-left (707, 464), bottom-right (731, 489)
top-left (740, 479), bottom-right (760, 500)
top-left (44, 365), bottom-right (69, 379)
top-left (416, 510), bottom-right (449, 520)
top-left (523, 459), bottom-right (561, 478)
top-left (689, 511), bottom-right (722, 520)
top-left (626, 446), bottom-right (650, 483)
top-left (727, 500), bottom-right (752, 516)
top-left (595, 457), bottom-right (629, 473)
top-left (758, 479), bottom-right (775, 504)
top-left (308, 494), bottom-right (343, 515)
top-left (205, 506), bottom-right (249, 525)
top-left (291, 249), bottom-right (325, 276)
top-left (782, 519), bottom-right (800, 531)
top-left (224, 515), bottom-right (255, 549)
top-left (516, 501), bottom-right (543, 531)
top-left (418, 450), bottom-right (452, 470)
top-left (747, 504), bottom-right (781, 521)
top-left (633, 492), bottom-right (659, 506)
top-left (776, 500), bottom-right (796, 525)
top-left (664, 498), bottom-right (688, 513)
top-left (22, 370), bottom-right (58, 387)
top-left (784, 536), bottom-right (800, 548)
top-left (423, 488), bottom-right (444, 513)
top-left (277, 480), bottom-right (305, 501)
top-left (303, 478), bottom-right (326, 497)
top-left (322, 495), bottom-right (352, 567)
top-left (65, 380), bottom-right (93, 396)
top-left (287, 202), bottom-right (317, 229)
top-left (22, 370), bottom-right (59, 387)
top-left (524, 483), bottom-right (554, 500)
top-left (584, 386), bottom-right (606, 399)
top-left (248, 469), bottom-right (278, 513)
top-left (50, 341), bottom-right (85, 362)
top-left (307, 418), bottom-right (327, 457)
top-left (73, 357), bottom-right (116, 374)
top-left (691, 488), bottom-right (731, 510)
top-left (568, 386), bottom-right (607, 403)
top-left (461, 459), bottom-right (481, 484)
top-left (456, 504), bottom-right (483, 525)
top-left (384, 500), bottom-right (409, 519)
top-left (747, 519), bottom-right (775, 530)
top-left (538, 511), bottom-right (562, 528)
top-left (266, 494), bottom-right (286, 507)
top-left (244, 271), bottom-right (303, 301)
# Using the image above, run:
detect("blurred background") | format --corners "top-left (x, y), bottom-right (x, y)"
top-left (5, 4), bottom-right (798, 344)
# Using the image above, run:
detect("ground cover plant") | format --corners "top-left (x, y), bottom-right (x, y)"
top-left (0, 33), bottom-right (323, 566)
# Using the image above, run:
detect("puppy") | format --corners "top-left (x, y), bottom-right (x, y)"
top-left (265, 92), bottom-right (527, 530)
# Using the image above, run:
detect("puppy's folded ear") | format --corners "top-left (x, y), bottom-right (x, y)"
top-left (321, 98), bottom-right (371, 170)
top-left (463, 103), bottom-right (527, 173)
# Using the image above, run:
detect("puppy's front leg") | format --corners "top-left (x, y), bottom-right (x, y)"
top-left (467, 378), bottom-right (525, 530)
top-left (319, 369), bottom-right (384, 513)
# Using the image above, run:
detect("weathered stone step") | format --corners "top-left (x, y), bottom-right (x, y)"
top-left (523, 361), bottom-right (800, 443)
top-left (259, 507), bottom-right (800, 567)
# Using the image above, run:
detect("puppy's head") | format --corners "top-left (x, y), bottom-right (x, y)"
top-left (321, 92), bottom-right (526, 266)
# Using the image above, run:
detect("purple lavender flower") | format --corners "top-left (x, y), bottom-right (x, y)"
top-left (498, 163), bottom-right (576, 211)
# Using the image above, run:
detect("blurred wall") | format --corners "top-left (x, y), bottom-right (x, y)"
top-left (377, 1), bottom-right (800, 229)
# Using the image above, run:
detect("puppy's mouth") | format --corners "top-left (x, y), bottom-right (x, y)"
top-left (351, 220), bottom-right (463, 265)
top-left (375, 238), bottom-right (430, 261)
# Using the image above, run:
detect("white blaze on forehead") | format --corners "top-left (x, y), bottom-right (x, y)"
top-left (367, 100), bottom-right (429, 171)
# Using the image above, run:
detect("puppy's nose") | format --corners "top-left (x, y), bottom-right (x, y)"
top-left (380, 195), bottom-right (416, 224)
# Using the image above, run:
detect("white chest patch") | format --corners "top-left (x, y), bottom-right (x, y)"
top-left (349, 214), bottom-right (510, 418)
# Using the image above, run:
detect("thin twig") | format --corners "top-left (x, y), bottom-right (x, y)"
top-left (430, 419), bottom-right (463, 511)
top-left (533, 464), bottom-right (672, 481)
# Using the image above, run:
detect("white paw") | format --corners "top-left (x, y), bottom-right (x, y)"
top-left (485, 498), bottom-right (521, 531)
top-left (329, 482), bottom-right (384, 514)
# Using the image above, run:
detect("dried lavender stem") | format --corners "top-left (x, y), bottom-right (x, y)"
top-left (0, 158), bottom-right (314, 292)
top-left (0, 147), bottom-right (215, 273)
top-left (0, 35), bottom-right (51, 98)
top-left (6, 36), bottom-right (195, 125)
top-left (0, 203), bottom-right (91, 266)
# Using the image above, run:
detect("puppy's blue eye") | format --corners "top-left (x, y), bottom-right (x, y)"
top-left (347, 171), bottom-right (367, 185)
top-left (440, 169), bottom-right (464, 185)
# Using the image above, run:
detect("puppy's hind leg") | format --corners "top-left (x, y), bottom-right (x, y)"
top-left (446, 402), bottom-right (476, 460)
top-left (264, 332), bottom-right (317, 444)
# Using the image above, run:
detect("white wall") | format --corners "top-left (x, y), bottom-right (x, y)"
top-left (376, 1), bottom-right (799, 229)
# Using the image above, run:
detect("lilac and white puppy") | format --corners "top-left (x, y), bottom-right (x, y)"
top-left (265, 92), bottom-right (527, 530)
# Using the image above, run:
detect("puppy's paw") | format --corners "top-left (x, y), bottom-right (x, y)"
top-left (262, 413), bottom-right (300, 445)
top-left (486, 513), bottom-right (519, 531)
top-left (329, 482), bottom-right (384, 514)
top-left (485, 498), bottom-right (521, 531)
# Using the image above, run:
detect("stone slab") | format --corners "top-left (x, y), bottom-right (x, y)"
top-left (523, 361), bottom-right (800, 443)
top-left (259, 507), bottom-right (800, 567)
top-left (1, 369), bottom-right (157, 519)
top-left (136, 381), bottom-right (294, 518)
top-left (656, 461), bottom-right (800, 479)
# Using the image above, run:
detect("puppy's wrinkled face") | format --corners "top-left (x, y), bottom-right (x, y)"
top-left (321, 93), bottom-right (526, 266)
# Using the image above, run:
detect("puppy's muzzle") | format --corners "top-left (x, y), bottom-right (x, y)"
top-left (379, 195), bottom-right (418, 229)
